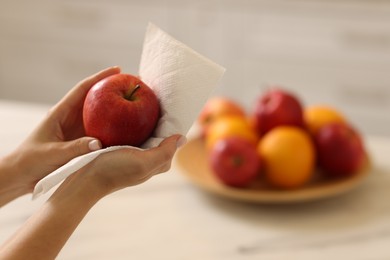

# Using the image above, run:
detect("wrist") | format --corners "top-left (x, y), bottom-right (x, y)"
top-left (49, 166), bottom-right (104, 207)
top-left (0, 154), bottom-right (31, 206)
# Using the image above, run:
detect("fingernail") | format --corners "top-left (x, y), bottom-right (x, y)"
top-left (89, 139), bottom-right (102, 151)
top-left (176, 136), bottom-right (187, 149)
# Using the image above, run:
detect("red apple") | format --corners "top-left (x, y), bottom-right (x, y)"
top-left (209, 137), bottom-right (261, 187)
top-left (315, 122), bottom-right (366, 176)
top-left (253, 88), bottom-right (304, 135)
top-left (198, 97), bottom-right (246, 138)
top-left (83, 73), bottom-right (160, 147)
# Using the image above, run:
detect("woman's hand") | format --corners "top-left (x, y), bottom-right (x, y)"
top-left (2, 66), bottom-right (120, 198)
top-left (50, 134), bottom-right (187, 205)
top-left (0, 134), bottom-right (186, 260)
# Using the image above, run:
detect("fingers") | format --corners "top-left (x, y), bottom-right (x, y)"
top-left (58, 137), bottom-right (102, 160)
top-left (145, 135), bottom-right (187, 174)
top-left (152, 135), bottom-right (187, 158)
top-left (66, 135), bottom-right (187, 196)
top-left (55, 66), bottom-right (121, 111)
top-left (77, 66), bottom-right (121, 94)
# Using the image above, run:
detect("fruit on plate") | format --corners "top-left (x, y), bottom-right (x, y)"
top-left (253, 88), bottom-right (304, 136)
top-left (315, 122), bottom-right (366, 176)
top-left (209, 137), bottom-right (261, 187)
top-left (83, 73), bottom-right (160, 147)
top-left (206, 116), bottom-right (258, 150)
top-left (304, 105), bottom-right (346, 135)
top-left (195, 87), bottom-right (369, 192)
top-left (258, 126), bottom-right (316, 189)
top-left (198, 97), bottom-right (246, 138)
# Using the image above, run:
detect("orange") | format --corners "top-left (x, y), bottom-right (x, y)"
top-left (206, 116), bottom-right (258, 150)
top-left (304, 105), bottom-right (346, 135)
top-left (198, 97), bottom-right (246, 138)
top-left (258, 126), bottom-right (315, 189)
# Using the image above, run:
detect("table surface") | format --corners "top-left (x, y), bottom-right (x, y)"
top-left (1, 99), bottom-right (390, 260)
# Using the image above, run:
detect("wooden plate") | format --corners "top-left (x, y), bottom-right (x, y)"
top-left (175, 137), bottom-right (371, 204)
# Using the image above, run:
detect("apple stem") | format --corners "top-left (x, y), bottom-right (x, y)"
top-left (127, 84), bottom-right (141, 100)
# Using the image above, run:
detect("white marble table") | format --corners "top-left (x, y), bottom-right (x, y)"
top-left (1, 99), bottom-right (390, 260)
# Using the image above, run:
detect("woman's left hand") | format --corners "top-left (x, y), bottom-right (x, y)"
top-left (4, 66), bottom-right (121, 194)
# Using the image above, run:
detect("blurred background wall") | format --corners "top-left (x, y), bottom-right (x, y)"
top-left (0, 0), bottom-right (389, 136)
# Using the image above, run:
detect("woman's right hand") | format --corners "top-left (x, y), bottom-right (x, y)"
top-left (56, 134), bottom-right (187, 201)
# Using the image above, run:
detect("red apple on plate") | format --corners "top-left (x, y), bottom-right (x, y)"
top-left (315, 122), bottom-right (366, 176)
top-left (253, 88), bottom-right (304, 135)
top-left (209, 137), bottom-right (261, 188)
top-left (83, 73), bottom-right (160, 147)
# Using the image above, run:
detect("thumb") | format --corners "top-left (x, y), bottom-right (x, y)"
top-left (60, 137), bottom-right (102, 159)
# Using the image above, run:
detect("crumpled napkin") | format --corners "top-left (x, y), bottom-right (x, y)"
top-left (32, 23), bottom-right (225, 199)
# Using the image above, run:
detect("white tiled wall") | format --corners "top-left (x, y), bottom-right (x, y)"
top-left (0, 0), bottom-right (389, 136)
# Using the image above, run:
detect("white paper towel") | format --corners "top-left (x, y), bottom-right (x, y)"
top-left (140, 23), bottom-right (226, 147)
top-left (32, 23), bottom-right (225, 199)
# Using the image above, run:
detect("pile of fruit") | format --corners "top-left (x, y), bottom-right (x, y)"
top-left (198, 88), bottom-right (367, 190)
